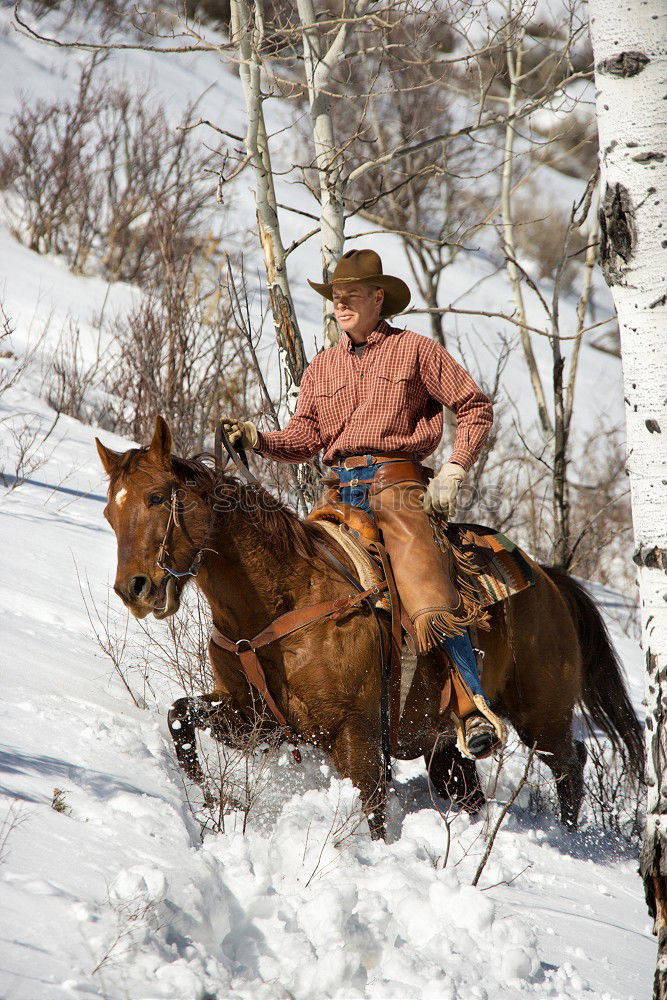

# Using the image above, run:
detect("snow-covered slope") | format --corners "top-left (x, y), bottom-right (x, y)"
top-left (0, 7), bottom-right (654, 999)
top-left (0, 403), bottom-right (653, 999)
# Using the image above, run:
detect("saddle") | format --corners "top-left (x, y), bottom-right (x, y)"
top-left (307, 499), bottom-right (518, 758)
top-left (308, 500), bottom-right (390, 611)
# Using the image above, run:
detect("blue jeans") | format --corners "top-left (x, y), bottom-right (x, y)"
top-left (332, 456), bottom-right (485, 699)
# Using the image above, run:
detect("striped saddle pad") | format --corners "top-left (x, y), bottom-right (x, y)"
top-left (442, 522), bottom-right (535, 608)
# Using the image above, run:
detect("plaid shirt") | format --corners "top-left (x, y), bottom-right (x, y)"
top-left (256, 321), bottom-right (493, 470)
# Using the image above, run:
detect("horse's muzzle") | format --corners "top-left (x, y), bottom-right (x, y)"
top-left (114, 574), bottom-right (180, 619)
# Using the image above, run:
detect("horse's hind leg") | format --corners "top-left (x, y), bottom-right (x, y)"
top-left (520, 723), bottom-right (586, 828)
top-left (424, 739), bottom-right (485, 815)
top-left (168, 692), bottom-right (233, 786)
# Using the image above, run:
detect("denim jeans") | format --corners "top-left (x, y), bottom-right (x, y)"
top-left (331, 456), bottom-right (485, 699)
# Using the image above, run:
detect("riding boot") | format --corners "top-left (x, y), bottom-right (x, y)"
top-left (434, 638), bottom-right (505, 759)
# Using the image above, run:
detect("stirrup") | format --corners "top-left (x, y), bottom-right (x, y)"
top-left (452, 693), bottom-right (507, 760)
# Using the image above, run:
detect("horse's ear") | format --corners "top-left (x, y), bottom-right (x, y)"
top-left (95, 437), bottom-right (123, 477)
top-left (148, 415), bottom-right (172, 462)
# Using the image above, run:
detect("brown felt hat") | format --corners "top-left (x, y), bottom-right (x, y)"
top-left (308, 248), bottom-right (411, 318)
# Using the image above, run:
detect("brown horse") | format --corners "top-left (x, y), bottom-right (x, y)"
top-left (96, 416), bottom-right (644, 837)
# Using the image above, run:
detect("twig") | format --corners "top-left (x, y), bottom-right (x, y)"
top-left (403, 305), bottom-right (581, 340)
top-left (471, 744), bottom-right (537, 888)
top-left (480, 862), bottom-right (534, 891)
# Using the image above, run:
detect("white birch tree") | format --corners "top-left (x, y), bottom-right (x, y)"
top-left (230, 0), bottom-right (307, 399)
top-left (296, 0), bottom-right (370, 345)
top-left (588, 2), bottom-right (667, 994)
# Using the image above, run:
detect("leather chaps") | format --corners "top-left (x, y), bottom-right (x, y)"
top-left (326, 460), bottom-right (470, 655)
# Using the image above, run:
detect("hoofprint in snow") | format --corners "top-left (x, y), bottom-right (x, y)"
top-left (0, 6), bottom-right (655, 998)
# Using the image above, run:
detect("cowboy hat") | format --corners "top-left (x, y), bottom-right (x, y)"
top-left (308, 248), bottom-right (411, 317)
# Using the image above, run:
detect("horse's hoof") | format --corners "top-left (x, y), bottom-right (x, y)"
top-left (575, 740), bottom-right (588, 767)
top-left (464, 713), bottom-right (500, 759)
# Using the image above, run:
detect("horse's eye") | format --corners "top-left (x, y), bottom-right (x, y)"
top-left (148, 493), bottom-right (166, 507)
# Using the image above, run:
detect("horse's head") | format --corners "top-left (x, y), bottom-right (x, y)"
top-left (96, 416), bottom-right (205, 620)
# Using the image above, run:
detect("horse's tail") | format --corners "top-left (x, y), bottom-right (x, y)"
top-left (541, 565), bottom-right (645, 779)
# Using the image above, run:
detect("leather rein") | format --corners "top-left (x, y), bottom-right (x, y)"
top-left (160, 424), bottom-right (400, 771)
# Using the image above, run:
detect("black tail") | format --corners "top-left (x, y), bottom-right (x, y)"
top-left (541, 565), bottom-right (645, 779)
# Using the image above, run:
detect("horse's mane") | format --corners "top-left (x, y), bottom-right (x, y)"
top-left (112, 447), bottom-right (326, 563)
top-left (179, 454), bottom-right (329, 562)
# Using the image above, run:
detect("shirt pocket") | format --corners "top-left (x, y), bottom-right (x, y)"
top-left (315, 378), bottom-right (347, 399)
top-left (373, 366), bottom-right (425, 407)
top-left (314, 379), bottom-right (348, 433)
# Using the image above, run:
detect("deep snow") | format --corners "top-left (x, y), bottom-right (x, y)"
top-left (0, 413), bottom-right (654, 998)
top-left (0, 5), bottom-right (655, 998)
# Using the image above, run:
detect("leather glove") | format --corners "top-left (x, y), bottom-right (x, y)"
top-left (220, 416), bottom-right (259, 451)
top-left (423, 462), bottom-right (466, 518)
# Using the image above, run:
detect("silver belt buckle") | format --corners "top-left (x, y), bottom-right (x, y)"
top-left (349, 477), bottom-right (359, 487)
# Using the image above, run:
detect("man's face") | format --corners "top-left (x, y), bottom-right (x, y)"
top-left (332, 282), bottom-right (384, 338)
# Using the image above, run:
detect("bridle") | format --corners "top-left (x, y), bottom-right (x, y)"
top-left (156, 488), bottom-right (211, 580)
top-left (155, 424), bottom-right (247, 581)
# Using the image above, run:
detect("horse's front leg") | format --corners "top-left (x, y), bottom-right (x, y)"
top-left (330, 714), bottom-right (387, 840)
top-left (167, 691), bottom-right (234, 786)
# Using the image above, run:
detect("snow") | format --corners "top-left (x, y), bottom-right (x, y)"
top-left (0, 5), bottom-right (655, 999)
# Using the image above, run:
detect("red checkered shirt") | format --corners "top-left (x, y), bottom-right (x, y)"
top-left (256, 321), bottom-right (493, 470)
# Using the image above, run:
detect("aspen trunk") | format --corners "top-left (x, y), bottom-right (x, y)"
top-left (230, 0), bottom-right (307, 399)
top-left (296, 0), bottom-right (369, 346)
top-left (588, 2), bottom-right (667, 994)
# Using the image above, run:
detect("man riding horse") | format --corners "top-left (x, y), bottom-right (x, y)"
top-left (223, 248), bottom-right (501, 759)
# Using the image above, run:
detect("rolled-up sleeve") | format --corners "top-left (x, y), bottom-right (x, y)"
top-left (421, 341), bottom-right (493, 471)
top-left (255, 367), bottom-right (323, 463)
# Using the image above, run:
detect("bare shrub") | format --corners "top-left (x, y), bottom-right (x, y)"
top-left (135, 590), bottom-right (287, 836)
top-left (106, 254), bottom-right (254, 455)
top-left (525, 734), bottom-right (644, 845)
top-left (77, 565), bottom-right (156, 709)
top-left (90, 890), bottom-right (163, 979)
top-left (44, 317), bottom-right (110, 423)
top-left (51, 787), bottom-right (71, 815)
top-left (513, 190), bottom-right (588, 294)
top-left (472, 744), bottom-right (537, 887)
top-left (584, 737), bottom-right (644, 843)
top-left (0, 301), bottom-right (62, 491)
top-left (0, 801), bottom-right (29, 866)
top-left (0, 301), bottom-right (29, 399)
top-left (1, 411), bottom-right (61, 492)
top-left (0, 57), bottom-right (222, 282)
top-left (567, 423), bottom-right (635, 594)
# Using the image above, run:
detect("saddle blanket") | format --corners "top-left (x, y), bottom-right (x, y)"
top-left (443, 521), bottom-right (535, 608)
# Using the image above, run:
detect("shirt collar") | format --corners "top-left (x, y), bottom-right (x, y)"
top-left (340, 319), bottom-right (392, 353)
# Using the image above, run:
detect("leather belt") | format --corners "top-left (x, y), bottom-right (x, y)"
top-left (333, 451), bottom-right (416, 469)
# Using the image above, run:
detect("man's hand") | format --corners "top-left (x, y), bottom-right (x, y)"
top-left (423, 462), bottom-right (466, 518)
top-left (220, 416), bottom-right (259, 451)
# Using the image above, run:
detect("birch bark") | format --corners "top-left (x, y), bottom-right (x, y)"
top-left (588, 2), bottom-right (667, 993)
top-left (230, 0), bottom-right (307, 401)
top-left (296, 0), bottom-right (369, 345)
